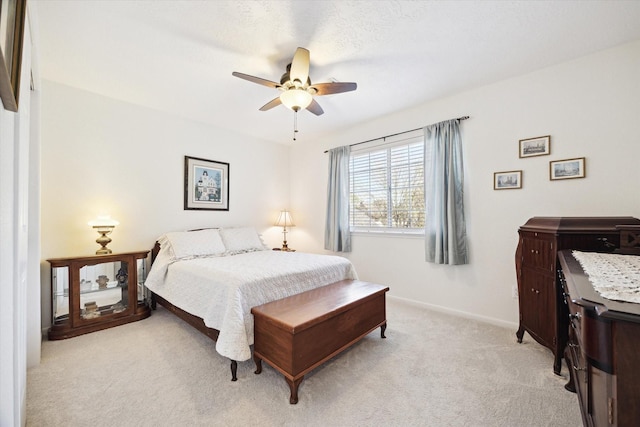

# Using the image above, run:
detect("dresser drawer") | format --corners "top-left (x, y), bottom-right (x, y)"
top-left (560, 274), bottom-right (584, 348)
top-left (583, 311), bottom-right (613, 373)
top-left (520, 232), bottom-right (555, 272)
top-left (567, 301), bottom-right (584, 349)
top-left (560, 262), bottom-right (614, 374)
top-left (566, 330), bottom-right (588, 404)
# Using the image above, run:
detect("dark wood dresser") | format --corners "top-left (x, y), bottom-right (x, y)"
top-left (558, 250), bottom-right (640, 427)
top-left (515, 217), bottom-right (640, 375)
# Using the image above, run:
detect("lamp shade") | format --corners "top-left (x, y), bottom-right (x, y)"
top-left (274, 210), bottom-right (295, 228)
top-left (279, 89), bottom-right (312, 111)
top-left (88, 215), bottom-right (119, 229)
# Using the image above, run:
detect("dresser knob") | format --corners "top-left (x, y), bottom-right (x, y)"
top-left (570, 313), bottom-right (581, 321)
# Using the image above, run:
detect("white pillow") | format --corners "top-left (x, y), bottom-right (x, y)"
top-left (163, 229), bottom-right (226, 260)
top-left (219, 227), bottom-right (268, 254)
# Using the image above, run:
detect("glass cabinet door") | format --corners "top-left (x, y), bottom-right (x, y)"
top-left (78, 260), bottom-right (130, 319)
top-left (136, 257), bottom-right (147, 305)
top-left (52, 260), bottom-right (132, 322)
top-left (52, 266), bottom-right (69, 321)
top-left (48, 251), bottom-right (150, 340)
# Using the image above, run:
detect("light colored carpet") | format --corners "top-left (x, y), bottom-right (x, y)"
top-left (27, 299), bottom-right (582, 426)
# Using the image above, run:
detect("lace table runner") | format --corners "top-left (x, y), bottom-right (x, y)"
top-left (571, 251), bottom-right (640, 304)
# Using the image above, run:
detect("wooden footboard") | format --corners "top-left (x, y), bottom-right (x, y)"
top-left (151, 291), bottom-right (238, 381)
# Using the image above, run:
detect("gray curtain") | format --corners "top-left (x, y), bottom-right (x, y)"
top-left (424, 119), bottom-right (468, 264)
top-left (324, 145), bottom-right (351, 252)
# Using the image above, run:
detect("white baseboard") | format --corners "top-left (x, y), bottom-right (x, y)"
top-left (387, 294), bottom-right (519, 330)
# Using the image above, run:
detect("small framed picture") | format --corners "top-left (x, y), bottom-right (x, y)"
top-left (494, 170), bottom-right (522, 190)
top-left (549, 157), bottom-right (586, 181)
top-left (519, 135), bottom-right (550, 158)
top-left (184, 156), bottom-right (230, 210)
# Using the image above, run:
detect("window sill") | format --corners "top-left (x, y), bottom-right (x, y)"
top-left (350, 230), bottom-right (424, 239)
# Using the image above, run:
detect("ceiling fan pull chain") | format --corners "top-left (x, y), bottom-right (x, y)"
top-left (293, 109), bottom-right (299, 141)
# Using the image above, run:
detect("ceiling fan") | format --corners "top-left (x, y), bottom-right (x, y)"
top-left (232, 47), bottom-right (357, 116)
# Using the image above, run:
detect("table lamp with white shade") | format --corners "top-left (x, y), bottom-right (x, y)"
top-left (274, 210), bottom-right (295, 251)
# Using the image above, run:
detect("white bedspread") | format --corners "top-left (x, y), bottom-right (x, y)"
top-left (145, 249), bottom-right (358, 361)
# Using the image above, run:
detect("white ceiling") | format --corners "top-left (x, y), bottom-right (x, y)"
top-left (33, 1), bottom-right (640, 145)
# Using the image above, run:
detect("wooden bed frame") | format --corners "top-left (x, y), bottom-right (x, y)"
top-left (149, 241), bottom-right (239, 381)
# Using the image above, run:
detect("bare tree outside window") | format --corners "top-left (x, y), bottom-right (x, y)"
top-left (350, 140), bottom-right (424, 232)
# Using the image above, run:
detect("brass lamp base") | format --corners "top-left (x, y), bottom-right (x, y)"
top-left (280, 240), bottom-right (295, 252)
top-left (95, 229), bottom-right (113, 255)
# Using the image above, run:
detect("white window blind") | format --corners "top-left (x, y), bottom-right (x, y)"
top-left (349, 134), bottom-right (425, 234)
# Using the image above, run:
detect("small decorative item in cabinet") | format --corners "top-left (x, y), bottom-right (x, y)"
top-left (47, 251), bottom-right (151, 340)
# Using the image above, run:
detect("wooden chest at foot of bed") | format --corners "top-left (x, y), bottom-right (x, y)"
top-left (251, 279), bottom-right (389, 404)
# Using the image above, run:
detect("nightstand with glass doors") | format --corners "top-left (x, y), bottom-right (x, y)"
top-left (47, 251), bottom-right (151, 340)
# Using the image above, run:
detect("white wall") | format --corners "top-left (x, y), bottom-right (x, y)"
top-left (39, 81), bottom-right (292, 328)
top-left (38, 40), bottom-right (640, 335)
top-left (291, 40), bottom-right (640, 327)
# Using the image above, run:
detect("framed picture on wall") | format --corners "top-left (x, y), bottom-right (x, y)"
top-left (494, 170), bottom-right (522, 190)
top-left (0, 0), bottom-right (27, 112)
top-left (184, 156), bottom-right (230, 210)
top-left (519, 135), bottom-right (550, 158)
top-left (549, 157), bottom-right (585, 181)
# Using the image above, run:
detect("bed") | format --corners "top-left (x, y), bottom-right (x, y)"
top-left (144, 227), bottom-right (358, 380)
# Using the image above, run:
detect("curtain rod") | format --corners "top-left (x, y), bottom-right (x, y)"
top-left (323, 116), bottom-right (469, 153)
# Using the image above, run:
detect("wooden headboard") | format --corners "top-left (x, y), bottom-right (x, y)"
top-left (151, 241), bottom-right (162, 264)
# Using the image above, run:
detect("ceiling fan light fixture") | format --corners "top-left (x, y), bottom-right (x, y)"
top-left (232, 47), bottom-right (356, 118)
top-left (280, 89), bottom-right (312, 111)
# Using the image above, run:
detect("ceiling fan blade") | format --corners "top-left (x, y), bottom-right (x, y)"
top-left (259, 97), bottom-right (282, 111)
top-left (232, 71), bottom-right (280, 89)
top-left (311, 82), bottom-right (357, 96)
top-left (306, 99), bottom-right (324, 116)
top-left (290, 47), bottom-right (310, 85)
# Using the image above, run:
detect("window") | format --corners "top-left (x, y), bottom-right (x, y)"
top-left (349, 135), bottom-right (425, 234)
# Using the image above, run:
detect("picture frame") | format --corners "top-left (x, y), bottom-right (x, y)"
top-left (494, 170), bottom-right (522, 190)
top-left (549, 157), bottom-right (586, 181)
top-left (0, 0), bottom-right (27, 112)
top-left (184, 156), bottom-right (230, 211)
top-left (519, 135), bottom-right (550, 158)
